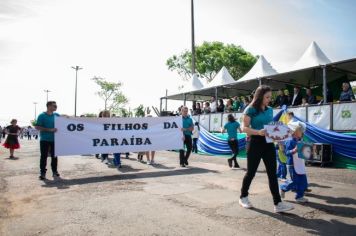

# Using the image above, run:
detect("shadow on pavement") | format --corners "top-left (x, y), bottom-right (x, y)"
top-left (286, 200), bottom-right (356, 218)
top-left (308, 182), bottom-right (332, 189)
top-left (251, 208), bottom-right (356, 236)
top-left (41, 167), bottom-right (218, 189)
top-left (308, 193), bottom-right (356, 205)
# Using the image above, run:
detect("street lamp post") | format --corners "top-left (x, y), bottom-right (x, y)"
top-left (33, 102), bottom-right (37, 120)
top-left (44, 89), bottom-right (51, 102)
top-left (72, 66), bottom-right (83, 117)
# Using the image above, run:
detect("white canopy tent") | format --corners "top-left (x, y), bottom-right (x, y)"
top-left (205, 66), bottom-right (235, 88)
top-left (162, 42), bottom-right (356, 108)
top-left (293, 41), bottom-right (332, 71)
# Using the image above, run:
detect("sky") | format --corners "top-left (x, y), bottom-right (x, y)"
top-left (1, 0), bottom-right (355, 126)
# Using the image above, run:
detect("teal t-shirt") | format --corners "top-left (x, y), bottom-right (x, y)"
top-left (224, 121), bottom-right (240, 140)
top-left (243, 106), bottom-right (273, 130)
top-left (36, 112), bottom-right (60, 142)
top-left (182, 115), bottom-right (194, 136)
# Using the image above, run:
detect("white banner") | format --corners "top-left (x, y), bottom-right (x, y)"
top-left (209, 113), bottom-right (222, 132)
top-left (199, 114), bottom-right (210, 130)
top-left (307, 105), bottom-right (330, 129)
top-left (55, 116), bottom-right (183, 156)
top-left (288, 107), bottom-right (307, 121)
top-left (333, 103), bottom-right (356, 130)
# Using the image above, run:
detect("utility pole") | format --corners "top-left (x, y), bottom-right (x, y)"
top-left (44, 89), bottom-right (51, 102)
top-left (33, 102), bottom-right (37, 120)
top-left (71, 66), bottom-right (83, 117)
top-left (191, 0), bottom-right (196, 75)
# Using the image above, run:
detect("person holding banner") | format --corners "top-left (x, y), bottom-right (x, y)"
top-left (35, 101), bottom-right (60, 180)
top-left (179, 106), bottom-right (194, 167)
top-left (239, 85), bottom-right (294, 213)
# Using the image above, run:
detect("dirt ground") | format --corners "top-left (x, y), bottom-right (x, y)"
top-left (1, 139), bottom-right (356, 236)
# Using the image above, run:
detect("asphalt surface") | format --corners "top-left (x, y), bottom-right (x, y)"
top-left (1, 139), bottom-right (356, 236)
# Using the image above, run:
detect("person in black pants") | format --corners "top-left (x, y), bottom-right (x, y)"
top-left (35, 101), bottom-right (60, 180)
top-left (239, 85), bottom-right (294, 213)
top-left (222, 114), bottom-right (242, 168)
top-left (179, 106), bottom-right (194, 167)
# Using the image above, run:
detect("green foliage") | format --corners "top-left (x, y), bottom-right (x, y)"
top-left (134, 105), bottom-right (146, 117)
top-left (166, 41), bottom-right (257, 83)
top-left (92, 76), bottom-right (128, 112)
top-left (117, 108), bottom-right (133, 117)
top-left (82, 113), bottom-right (97, 117)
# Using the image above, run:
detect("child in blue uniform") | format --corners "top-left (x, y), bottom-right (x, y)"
top-left (276, 142), bottom-right (287, 181)
top-left (280, 121), bottom-right (309, 203)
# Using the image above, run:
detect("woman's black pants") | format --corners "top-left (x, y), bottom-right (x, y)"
top-left (240, 136), bottom-right (281, 205)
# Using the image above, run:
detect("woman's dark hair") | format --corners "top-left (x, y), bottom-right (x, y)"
top-left (218, 99), bottom-right (224, 105)
top-left (195, 121), bottom-right (200, 131)
top-left (251, 85), bottom-right (272, 112)
top-left (228, 114), bottom-right (235, 122)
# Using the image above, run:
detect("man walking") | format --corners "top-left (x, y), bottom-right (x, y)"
top-left (179, 106), bottom-right (194, 167)
top-left (35, 101), bottom-right (60, 180)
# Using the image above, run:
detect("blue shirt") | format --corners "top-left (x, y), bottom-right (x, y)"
top-left (243, 106), bottom-right (273, 130)
top-left (36, 112), bottom-right (60, 142)
top-left (224, 121), bottom-right (240, 140)
top-left (182, 115), bottom-right (194, 136)
top-left (339, 90), bottom-right (355, 101)
top-left (284, 137), bottom-right (298, 165)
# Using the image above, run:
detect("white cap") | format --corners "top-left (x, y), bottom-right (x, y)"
top-left (287, 121), bottom-right (306, 133)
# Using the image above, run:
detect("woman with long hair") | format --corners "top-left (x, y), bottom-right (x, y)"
top-left (239, 85), bottom-right (294, 213)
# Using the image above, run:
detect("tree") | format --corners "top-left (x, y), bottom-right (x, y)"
top-left (117, 108), bottom-right (132, 117)
top-left (166, 41), bottom-right (257, 83)
top-left (81, 113), bottom-right (97, 117)
top-left (92, 77), bottom-right (128, 113)
top-left (134, 105), bottom-right (145, 117)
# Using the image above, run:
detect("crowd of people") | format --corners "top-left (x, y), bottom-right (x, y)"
top-left (189, 82), bottom-right (355, 115)
top-left (1, 83), bottom-right (354, 214)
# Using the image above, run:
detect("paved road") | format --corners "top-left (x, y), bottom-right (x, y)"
top-left (1, 140), bottom-right (356, 236)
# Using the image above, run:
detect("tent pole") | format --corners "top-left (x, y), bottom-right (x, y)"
top-left (160, 98), bottom-right (162, 113)
top-left (184, 93), bottom-right (187, 106)
top-left (259, 78), bottom-right (262, 86)
top-left (215, 87), bottom-right (218, 108)
top-left (165, 89), bottom-right (168, 111)
top-left (322, 65), bottom-right (327, 104)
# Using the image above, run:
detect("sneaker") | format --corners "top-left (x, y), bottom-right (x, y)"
top-left (234, 163), bottom-right (240, 169)
top-left (274, 201), bottom-right (294, 213)
top-left (53, 172), bottom-right (60, 177)
top-left (296, 197), bottom-right (309, 203)
top-left (227, 158), bottom-right (233, 168)
top-left (180, 164), bottom-right (186, 167)
top-left (147, 161), bottom-right (151, 165)
top-left (280, 189), bottom-right (285, 199)
top-left (305, 188), bottom-right (312, 193)
top-left (117, 164), bottom-right (122, 169)
top-left (39, 174), bottom-right (46, 180)
top-left (239, 197), bottom-right (253, 209)
top-left (184, 161), bottom-right (189, 166)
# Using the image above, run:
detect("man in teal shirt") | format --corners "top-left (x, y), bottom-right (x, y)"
top-left (35, 101), bottom-right (60, 180)
top-left (180, 106), bottom-right (194, 167)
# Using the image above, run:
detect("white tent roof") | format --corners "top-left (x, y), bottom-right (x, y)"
top-left (293, 41), bottom-right (331, 70)
top-left (206, 66), bottom-right (235, 88)
top-left (237, 55), bottom-right (278, 83)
